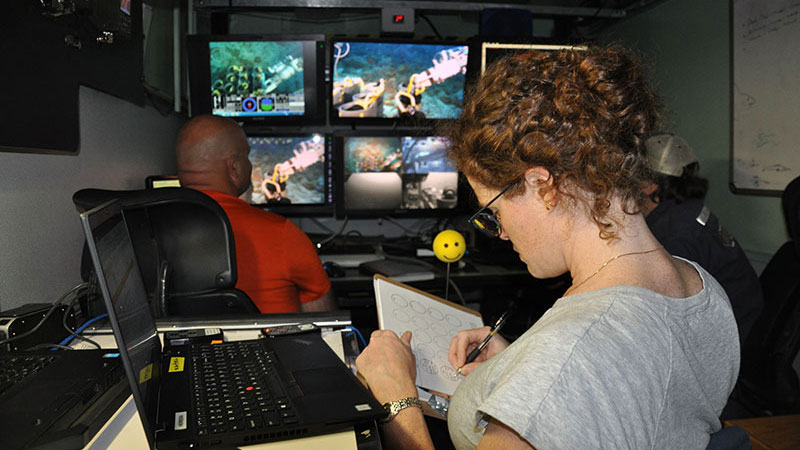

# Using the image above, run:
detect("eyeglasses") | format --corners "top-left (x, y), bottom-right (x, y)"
top-left (468, 182), bottom-right (516, 238)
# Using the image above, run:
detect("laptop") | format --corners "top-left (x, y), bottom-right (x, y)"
top-left (78, 199), bottom-right (386, 449)
top-left (0, 348), bottom-right (128, 450)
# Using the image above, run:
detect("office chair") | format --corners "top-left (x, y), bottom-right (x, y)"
top-left (73, 187), bottom-right (259, 317)
top-left (735, 175), bottom-right (800, 416)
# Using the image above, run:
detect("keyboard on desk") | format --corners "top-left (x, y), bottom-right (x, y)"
top-left (190, 340), bottom-right (296, 436)
top-left (0, 353), bottom-right (59, 396)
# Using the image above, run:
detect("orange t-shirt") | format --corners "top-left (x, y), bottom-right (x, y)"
top-left (203, 190), bottom-right (331, 313)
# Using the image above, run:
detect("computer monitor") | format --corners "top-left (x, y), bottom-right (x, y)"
top-left (246, 133), bottom-right (334, 217)
top-left (478, 41), bottom-right (587, 76)
top-left (330, 38), bottom-right (469, 124)
top-left (187, 34), bottom-right (326, 125)
top-left (334, 133), bottom-right (461, 218)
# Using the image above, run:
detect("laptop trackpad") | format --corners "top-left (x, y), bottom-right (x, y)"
top-left (292, 367), bottom-right (359, 396)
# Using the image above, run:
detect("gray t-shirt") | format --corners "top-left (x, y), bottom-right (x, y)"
top-left (448, 260), bottom-right (739, 450)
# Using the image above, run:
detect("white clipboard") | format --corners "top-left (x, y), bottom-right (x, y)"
top-left (373, 274), bottom-right (484, 395)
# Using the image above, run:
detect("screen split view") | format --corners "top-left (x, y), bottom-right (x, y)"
top-left (182, 35), bottom-right (580, 219)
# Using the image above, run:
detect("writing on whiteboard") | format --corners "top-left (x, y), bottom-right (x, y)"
top-left (740, 2), bottom-right (800, 43)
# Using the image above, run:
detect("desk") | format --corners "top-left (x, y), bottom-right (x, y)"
top-left (77, 315), bottom-right (382, 450)
top-left (725, 415), bottom-right (800, 449)
top-left (328, 255), bottom-right (568, 338)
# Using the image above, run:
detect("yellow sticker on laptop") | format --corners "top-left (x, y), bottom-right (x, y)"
top-left (139, 363), bottom-right (153, 384)
top-left (169, 357), bottom-right (185, 373)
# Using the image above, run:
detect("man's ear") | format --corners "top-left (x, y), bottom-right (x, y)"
top-left (226, 155), bottom-right (240, 183)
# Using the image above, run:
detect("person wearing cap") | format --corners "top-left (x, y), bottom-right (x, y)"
top-left (642, 133), bottom-right (764, 346)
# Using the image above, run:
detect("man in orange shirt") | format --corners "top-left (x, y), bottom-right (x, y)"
top-left (176, 114), bottom-right (335, 313)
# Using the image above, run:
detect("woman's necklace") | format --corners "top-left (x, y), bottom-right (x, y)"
top-left (566, 246), bottom-right (662, 295)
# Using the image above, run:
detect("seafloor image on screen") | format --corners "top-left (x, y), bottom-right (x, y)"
top-left (345, 137), bottom-right (403, 174)
top-left (248, 135), bottom-right (325, 205)
top-left (401, 136), bottom-right (456, 174)
top-left (343, 136), bottom-right (458, 210)
top-left (210, 41), bottom-right (305, 117)
top-left (332, 42), bottom-right (468, 120)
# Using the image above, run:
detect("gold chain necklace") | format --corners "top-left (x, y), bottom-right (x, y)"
top-left (567, 247), bottom-right (662, 295)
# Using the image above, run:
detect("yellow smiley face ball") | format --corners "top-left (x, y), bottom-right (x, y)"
top-left (433, 230), bottom-right (466, 263)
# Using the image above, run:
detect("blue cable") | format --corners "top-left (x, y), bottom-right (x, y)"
top-left (344, 325), bottom-right (367, 349)
top-left (59, 313), bottom-right (109, 346)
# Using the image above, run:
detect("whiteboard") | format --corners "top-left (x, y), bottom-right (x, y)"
top-left (731, 0), bottom-right (800, 194)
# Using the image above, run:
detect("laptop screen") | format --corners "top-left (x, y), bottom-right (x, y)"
top-left (80, 200), bottom-right (162, 446)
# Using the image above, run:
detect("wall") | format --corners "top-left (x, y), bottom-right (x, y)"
top-left (0, 86), bottom-right (184, 311)
top-left (600, 0), bottom-right (787, 271)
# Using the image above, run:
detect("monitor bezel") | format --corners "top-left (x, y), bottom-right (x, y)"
top-left (333, 130), bottom-right (466, 220)
top-left (469, 38), bottom-right (589, 81)
top-left (328, 37), bottom-right (470, 127)
top-left (246, 132), bottom-right (335, 217)
top-left (187, 34), bottom-right (326, 126)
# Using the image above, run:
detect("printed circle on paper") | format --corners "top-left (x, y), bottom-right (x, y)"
top-left (412, 316), bottom-right (429, 330)
top-left (428, 308), bottom-right (444, 321)
top-left (420, 358), bottom-right (437, 375)
top-left (413, 329), bottom-right (432, 344)
top-left (391, 294), bottom-right (408, 308)
top-left (392, 309), bottom-right (410, 323)
top-left (414, 344), bottom-right (434, 359)
top-left (440, 365), bottom-right (459, 381)
top-left (445, 314), bottom-right (462, 328)
top-left (431, 323), bottom-right (450, 337)
top-left (433, 336), bottom-right (450, 350)
top-left (410, 300), bottom-right (426, 314)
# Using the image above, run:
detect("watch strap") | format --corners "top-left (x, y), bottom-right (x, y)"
top-left (381, 396), bottom-right (423, 423)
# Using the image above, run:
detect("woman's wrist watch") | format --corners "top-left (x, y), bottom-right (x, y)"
top-left (381, 396), bottom-right (423, 423)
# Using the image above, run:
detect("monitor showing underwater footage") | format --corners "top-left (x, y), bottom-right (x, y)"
top-left (330, 38), bottom-right (469, 124)
top-left (335, 133), bottom-right (460, 218)
top-left (246, 134), bottom-right (334, 217)
top-left (187, 34), bottom-right (325, 125)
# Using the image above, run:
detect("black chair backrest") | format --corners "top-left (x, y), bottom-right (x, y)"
top-left (738, 176), bottom-right (800, 414)
top-left (74, 187), bottom-right (257, 316)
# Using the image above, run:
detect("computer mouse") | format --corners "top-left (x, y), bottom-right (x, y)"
top-left (323, 261), bottom-right (346, 278)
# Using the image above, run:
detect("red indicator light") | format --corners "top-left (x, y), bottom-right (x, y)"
top-left (246, 386), bottom-right (254, 391)
top-left (393, 15), bottom-right (405, 24)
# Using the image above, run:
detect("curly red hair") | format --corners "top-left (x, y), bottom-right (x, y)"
top-left (447, 45), bottom-right (661, 239)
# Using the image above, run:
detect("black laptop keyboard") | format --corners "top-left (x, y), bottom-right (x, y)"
top-left (191, 341), bottom-right (297, 436)
top-left (0, 354), bottom-right (58, 396)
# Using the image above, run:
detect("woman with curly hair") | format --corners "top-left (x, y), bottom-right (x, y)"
top-left (355, 45), bottom-right (739, 450)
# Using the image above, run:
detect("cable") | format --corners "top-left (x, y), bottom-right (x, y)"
top-left (29, 343), bottom-right (75, 351)
top-left (316, 216), bottom-right (350, 249)
top-left (447, 277), bottom-right (466, 306)
top-left (59, 296), bottom-right (105, 349)
top-left (344, 325), bottom-right (367, 349)
top-left (380, 216), bottom-right (415, 236)
top-left (307, 217), bottom-right (335, 234)
top-left (0, 282), bottom-right (88, 348)
top-left (417, 13), bottom-right (443, 40)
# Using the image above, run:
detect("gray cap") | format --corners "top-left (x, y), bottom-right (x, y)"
top-left (644, 134), bottom-right (698, 177)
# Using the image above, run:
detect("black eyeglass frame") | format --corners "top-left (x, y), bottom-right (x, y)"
top-left (468, 182), bottom-right (516, 238)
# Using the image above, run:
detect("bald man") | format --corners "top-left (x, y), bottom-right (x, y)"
top-left (176, 114), bottom-right (336, 313)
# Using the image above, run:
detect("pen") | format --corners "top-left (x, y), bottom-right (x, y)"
top-left (456, 308), bottom-right (513, 375)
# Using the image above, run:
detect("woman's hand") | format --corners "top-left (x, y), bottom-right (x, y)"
top-left (448, 326), bottom-right (510, 376)
top-left (355, 329), bottom-right (418, 404)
